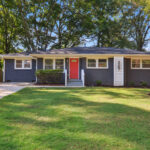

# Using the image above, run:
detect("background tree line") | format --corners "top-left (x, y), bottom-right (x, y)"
top-left (0, 0), bottom-right (150, 53)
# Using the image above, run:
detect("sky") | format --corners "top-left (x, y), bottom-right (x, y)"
top-left (83, 39), bottom-right (150, 52)
top-left (146, 43), bottom-right (150, 51)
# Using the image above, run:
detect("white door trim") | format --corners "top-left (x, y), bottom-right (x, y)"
top-left (114, 57), bottom-right (124, 86)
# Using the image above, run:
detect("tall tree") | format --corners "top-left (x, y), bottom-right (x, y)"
top-left (16, 0), bottom-right (59, 52)
top-left (51, 0), bottom-right (91, 49)
top-left (0, 0), bottom-right (20, 54)
top-left (121, 0), bottom-right (150, 51)
top-left (84, 0), bottom-right (133, 48)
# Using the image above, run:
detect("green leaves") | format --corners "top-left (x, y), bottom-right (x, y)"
top-left (0, 0), bottom-right (149, 53)
top-left (0, 0), bottom-right (20, 54)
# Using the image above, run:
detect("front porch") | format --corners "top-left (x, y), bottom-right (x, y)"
top-left (37, 57), bottom-right (85, 87)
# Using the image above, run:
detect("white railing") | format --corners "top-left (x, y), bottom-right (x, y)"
top-left (81, 69), bottom-right (85, 87)
top-left (64, 69), bottom-right (67, 87)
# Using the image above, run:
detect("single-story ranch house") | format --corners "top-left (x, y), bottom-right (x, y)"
top-left (1, 47), bottom-right (150, 87)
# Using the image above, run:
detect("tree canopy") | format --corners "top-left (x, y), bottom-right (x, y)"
top-left (0, 0), bottom-right (149, 53)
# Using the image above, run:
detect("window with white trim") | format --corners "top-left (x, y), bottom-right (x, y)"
top-left (142, 60), bottom-right (150, 69)
top-left (15, 60), bottom-right (31, 69)
top-left (87, 58), bottom-right (108, 69)
top-left (45, 59), bottom-right (53, 69)
top-left (16, 60), bottom-right (22, 69)
top-left (131, 59), bottom-right (150, 69)
top-left (24, 60), bottom-right (31, 68)
top-left (44, 59), bottom-right (64, 70)
top-left (87, 59), bottom-right (96, 68)
top-left (98, 59), bottom-right (107, 68)
top-left (55, 59), bottom-right (64, 69)
top-left (131, 59), bottom-right (140, 69)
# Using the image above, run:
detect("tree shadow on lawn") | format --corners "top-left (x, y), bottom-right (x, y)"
top-left (76, 87), bottom-right (150, 99)
top-left (0, 88), bottom-right (150, 149)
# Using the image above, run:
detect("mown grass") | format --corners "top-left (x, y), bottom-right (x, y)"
top-left (0, 87), bottom-right (150, 150)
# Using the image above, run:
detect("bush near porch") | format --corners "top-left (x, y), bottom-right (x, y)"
top-left (36, 69), bottom-right (64, 84)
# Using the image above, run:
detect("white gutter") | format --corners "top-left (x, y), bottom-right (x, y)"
top-left (3, 56), bottom-right (33, 59)
top-left (30, 54), bottom-right (150, 58)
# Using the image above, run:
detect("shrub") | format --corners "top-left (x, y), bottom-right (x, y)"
top-left (129, 82), bottom-right (135, 87)
top-left (36, 69), bottom-right (64, 84)
top-left (0, 60), bottom-right (3, 69)
top-left (96, 80), bottom-right (102, 86)
top-left (140, 81), bottom-right (147, 87)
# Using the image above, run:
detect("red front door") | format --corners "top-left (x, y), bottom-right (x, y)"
top-left (70, 58), bottom-right (79, 79)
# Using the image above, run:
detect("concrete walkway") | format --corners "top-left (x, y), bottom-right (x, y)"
top-left (0, 83), bottom-right (32, 99)
top-left (0, 82), bottom-right (83, 99)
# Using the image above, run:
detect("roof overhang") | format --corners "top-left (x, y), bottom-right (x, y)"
top-left (1, 53), bottom-right (150, 59)
top-left (2, 56), bottom-right (33, 59)
top-left (30, 53), bottom-right (150, 58)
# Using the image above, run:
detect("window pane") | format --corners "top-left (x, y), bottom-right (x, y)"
top-left (132, 59), bottom-right (140, 68)
top-left (142, 60), bottom-right (150, 68)
top-left (45, 59), bottom-right (53, 69)
top-left (16, 60), bottom-right (22, 68)
top-left (24, 60), bottom-right (31, 68)
top-left (88, 59), bottom-right (96, 68)
top-left (117, 61), bottom-right (121, 71)
top-left (56, 59), bottom-right (64, 69)
top-left (98, 59), bottom-right (107, 68)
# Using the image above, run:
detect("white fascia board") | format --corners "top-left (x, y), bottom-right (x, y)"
top-left (30, 54), bottom-right (150, 58)
top-left (3, 56), bottom-right (33, 59)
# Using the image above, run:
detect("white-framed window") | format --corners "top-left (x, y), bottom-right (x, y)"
top-left (87, 59), bottom-right (96, 68)
top-left (98, 59), bottom-right (107, 68)
top-left (16, 60), bottom-right (22, 69)
top-left (44, 58), bottom-right (65, 70)
top-left (131, 59), bottom-right (150, 69)
top-left (55, 59), bottom-right (64, 69)
top-left (87, 58), bottom-right (108, 69)
top-left (142, 60), bottom-right (150, 69)
top-left (131, 59), bottom-right (140, 69)
top-left (15, 59), bottom-right (32, 69)
top-left (45, 59), bottom-right (53, 69)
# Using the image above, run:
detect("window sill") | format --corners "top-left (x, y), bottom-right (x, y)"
top-left (131, 68), bottom-right (150, 70)
top-left (86, 67), bottom-right (108, 69)
top-left (14, 68), bottom-right (32, 70)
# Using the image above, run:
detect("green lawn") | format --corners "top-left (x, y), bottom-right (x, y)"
top-left (0, 87), bottom-right (150, 150)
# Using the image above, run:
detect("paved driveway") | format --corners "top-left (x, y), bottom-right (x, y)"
top-left (0, 83), bottom-right (33, 99)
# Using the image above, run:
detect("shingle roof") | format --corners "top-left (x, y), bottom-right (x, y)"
top-left (33, 47), bottom-right (148, 55)
top-left (2, 47), bottom-right (150, 56)
top-left (2, 52), bottom-right (31, 57)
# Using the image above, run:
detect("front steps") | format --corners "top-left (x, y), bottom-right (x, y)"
top-left (67, 79), bottom-right (83, 87)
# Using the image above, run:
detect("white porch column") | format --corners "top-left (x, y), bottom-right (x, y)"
top-left (3, 59), bottom-right (5, 82)
top-left (114, 56), bottom-right (124, 86)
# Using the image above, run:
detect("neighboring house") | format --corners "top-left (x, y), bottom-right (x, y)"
top-left (1, 47), bottom-right (150, 87)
